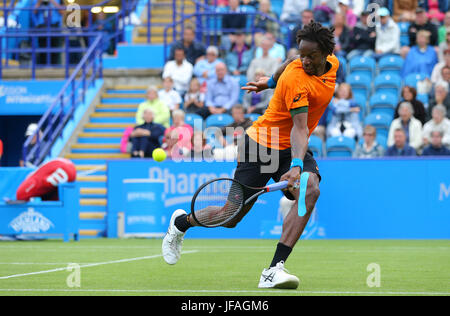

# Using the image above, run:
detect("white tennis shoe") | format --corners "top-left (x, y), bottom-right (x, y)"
top-left (162, 209), bottom-right (187, 265)
top-left (258, 261), bottom-right (300, 289)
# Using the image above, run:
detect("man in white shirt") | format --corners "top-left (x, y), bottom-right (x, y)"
top-left (375, 7), bottom-right (401, 58)
top-left (162, 47), bottom-right (193, 96)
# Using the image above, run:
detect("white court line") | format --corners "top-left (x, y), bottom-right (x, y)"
top-left (0, 250), bottom-right (198, 280)
top-left (0, 288), bottom-right (447, 295)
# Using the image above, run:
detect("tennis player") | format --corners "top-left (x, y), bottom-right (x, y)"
top-left (163, 21), bottom-right (338, 289)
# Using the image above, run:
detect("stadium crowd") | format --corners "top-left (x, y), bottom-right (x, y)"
top-left (125, 0), bottom-right (450, 159)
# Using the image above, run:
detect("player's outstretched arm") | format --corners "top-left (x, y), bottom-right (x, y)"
top-left (241, 55), bottom-right (299, 93)
top-left (280, 111), bottom-right (309, 190)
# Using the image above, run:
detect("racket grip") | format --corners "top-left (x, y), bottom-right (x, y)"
top-left (266, 180), bottom-right (288, 192)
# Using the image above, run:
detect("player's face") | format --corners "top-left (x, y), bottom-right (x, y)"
top-left (298, 40), bottom-right (326, 76)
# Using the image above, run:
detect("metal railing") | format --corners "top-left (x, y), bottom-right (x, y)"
top-left (0, 0), bottom-right (138, 76)
top-left (162, 9), bottom-right (293, 62)
top-left (21, 34), bottom-right (103, 166)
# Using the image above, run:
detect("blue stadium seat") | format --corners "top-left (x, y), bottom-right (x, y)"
top-left (337, 55), bottom-right (347, 75)
top-left (369, 92), bottom-right (398, 117)
top-left (374, 73), bottom-right (402, 95)
top-left (347, 73), bottom-right (372, 97)
top-left (205, 113), bottom-right (234, 128)
top-left (348, 56), bottom-right (376, 79)
top-left (308, 135), bottom-right (323, 157)
top-left (353, 93), bottom-right (367, 120)
top-left (271, 0), bottom-right (283, 17)
top-left (364, 113), bottom-right (393, 138)
top-left (398, 22), bottom-right (410, 46)
top-left (404, 73), bottom-right (428, 88)
top-left (185, 113), bottom-right (204, 129)
top-left (378, 55), bottom-right (404, 75)
top-left (326, 136), bottom-right (355, 157)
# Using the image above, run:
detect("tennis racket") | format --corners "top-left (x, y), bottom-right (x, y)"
top-left (190, 178), bottom-right (290, 228)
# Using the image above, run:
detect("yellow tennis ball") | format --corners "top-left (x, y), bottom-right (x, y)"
top-left (152, 148), bottom-right (167, 162)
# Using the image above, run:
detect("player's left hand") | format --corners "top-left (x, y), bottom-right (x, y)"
top-left (280, 167), bottom-right (301, 192)
top-left (241, 77), bottom-right (270, 93)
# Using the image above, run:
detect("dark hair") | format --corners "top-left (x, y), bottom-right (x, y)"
top-left (402, 85), bottom-right (417, 100)
top-left (296, 21), bottom-right (336, 56)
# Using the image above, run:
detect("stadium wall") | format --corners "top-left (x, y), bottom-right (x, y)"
top-left (106, 158), bottom-right (450, 240)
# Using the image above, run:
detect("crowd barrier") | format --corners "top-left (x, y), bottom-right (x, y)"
top-left (106, 158), bottom-right (450, 239)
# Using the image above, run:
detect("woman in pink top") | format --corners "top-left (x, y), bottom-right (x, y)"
top-left (338, 0), bottom-right (357, 29)
top-left (162, 109), bottom-right (194, 159)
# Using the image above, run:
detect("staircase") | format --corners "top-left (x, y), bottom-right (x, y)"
top-left (134, 0), bottom-right (197, 44)
top-left (65, 85), bottom-right (148, 238)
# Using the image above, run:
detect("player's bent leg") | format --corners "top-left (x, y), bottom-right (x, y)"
top-left (279, 172), bottom-right (320, 248)
top-left (162, 209), bottom-right (187, 265)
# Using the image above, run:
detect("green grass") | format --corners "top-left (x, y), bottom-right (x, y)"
top-left (0, 239), bottom-right (448, 296)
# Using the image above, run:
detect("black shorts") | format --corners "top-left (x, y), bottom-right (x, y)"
top-left (234, 134), bottom-right (321, 201)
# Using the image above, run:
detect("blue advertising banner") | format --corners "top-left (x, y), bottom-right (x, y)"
top-left (122, 179), bottom-right (166, 237)
top-left (0, 80), bottom-right (65, 115)
top-left (106, 158), bottom-right (450, 239)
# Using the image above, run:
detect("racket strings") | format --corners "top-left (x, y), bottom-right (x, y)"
top-left (193, 179), bottom-right (245, 227)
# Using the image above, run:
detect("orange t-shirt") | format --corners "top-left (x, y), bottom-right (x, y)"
top-left (247, 55), bottom-right (339, 150)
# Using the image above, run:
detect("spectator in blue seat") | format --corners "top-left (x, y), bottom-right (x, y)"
top-left (428, 80), bottom-right (450, 119)
top-left (422, 105), bottom-right (450, 147)
top-left (253, 0), bottom-right (280, 39)
top-left (438, 12), bottom-right (450, 44)
top-left (432, 48), bottom-right (450, 83)
top-left (169, 25), bottom-right (206, 65)
top-left (193, 46), bottom-right (221, 85)
top-left (422, 130), bottom-right (450, 156)
top-left (401, 7), bottom-right (439, 58)
top-left (353, 125), bottom-right (385, 158)
top-left (311, 0), bottom-right (337, 24)
top-left (374, 7), bottom-right (401, 59)
top-left (280, 0), bottom-right (309, 24)
top-left (247, 35), bottom-right (280, 83)
top-left (130, 109), bottom-right (166, 158)
top-left (347, 10), bottom-right (376, 60)
top-left (205, 62), bottom-right (240, 115)
top-left (255, 32), bottom-right (286, 64)
top-left (388, 101), bottom-right (423, 151)
top-left (385, 128), bottom-right (417, 157)
top-left (184, 78), bottom-right (209, 119)
top-left (326, 83), bottom-right (363, 140)
top-left (33, 0), bottom-right (64, 65)
top-left (225, 31), bottom-right (254, 77)
top-left (332, 13), bottom-right (352, 59)
top-left (338, 0), bottom-right (357, 29)
top-left (402, 30), bottom-right (438, 79)
top-left (394, 86), bottom-right (427, 125)
top-left (243, 69), bottom-right (273, 114)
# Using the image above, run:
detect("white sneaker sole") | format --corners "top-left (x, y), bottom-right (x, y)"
top-left (258, 277), bottom-right (300, 289)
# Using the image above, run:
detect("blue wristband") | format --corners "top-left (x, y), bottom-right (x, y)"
top-left (290, 158), bottom-right (303, 172)
top-left (267, 75), bottom-right (276, 89)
